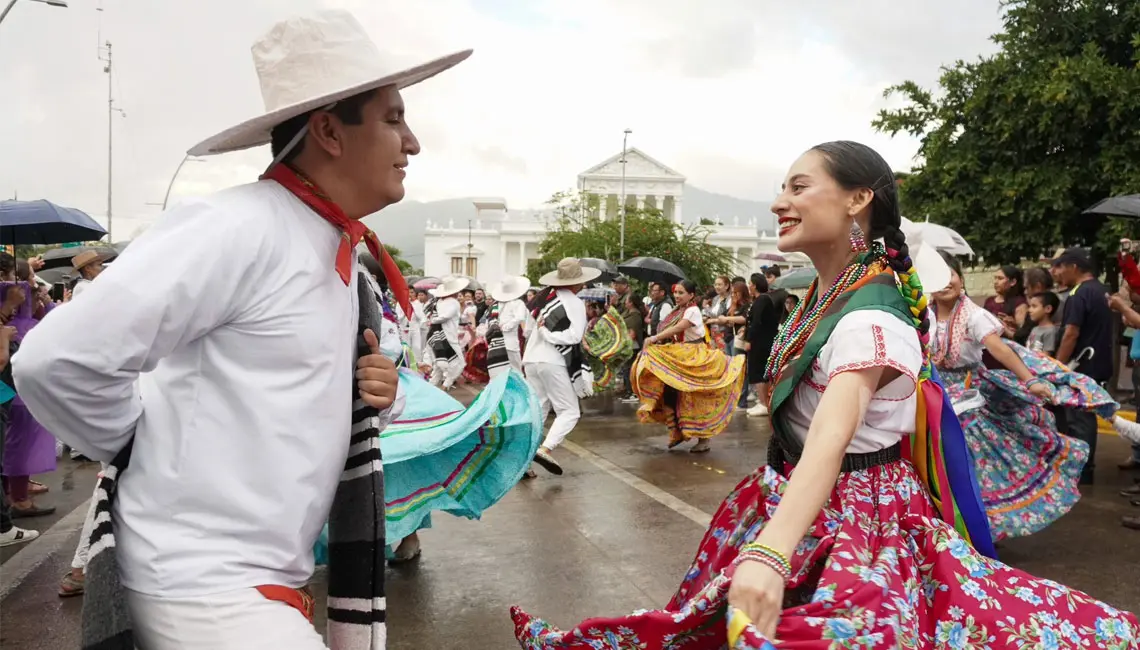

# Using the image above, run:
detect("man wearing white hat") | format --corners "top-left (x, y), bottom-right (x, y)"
top-left (422, 276), bottom-right (468, 389)
top-left (13, 10), bottom-right (469, 650)
top-left (487, 275), bottom-right (531, 377)
top-left (524, 258), bottom-right (600, 475)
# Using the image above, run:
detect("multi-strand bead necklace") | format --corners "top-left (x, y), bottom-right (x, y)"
top-left (763, 250), bottom-right (885, 383)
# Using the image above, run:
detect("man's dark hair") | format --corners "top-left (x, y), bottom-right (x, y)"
top-left (731, 276), bottom-right (746, 284)
top-left (0, 252), bottom-right (14, 279)
top-left (749, 272), bottom-right (768, 293)
top-left (764, 265), bottom-right (781, 278)
top-left (270, 90), bottom-right (378, 164)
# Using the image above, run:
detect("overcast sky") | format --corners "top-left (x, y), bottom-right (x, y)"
top-left (1, 0), bottom-right (1004, 240)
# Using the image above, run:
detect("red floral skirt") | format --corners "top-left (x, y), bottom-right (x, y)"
top-left (511, 460), bottom-right (1138, 648)
top-left (463, 338), bottom-right (489, 384)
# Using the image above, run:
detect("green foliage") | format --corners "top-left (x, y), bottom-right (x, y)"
top-left (383, 244), bottom-right (419, 275)
top-left (527, 191), bottom-right (737, 289)
top-left (873, 0), bottom-right (1140, 267)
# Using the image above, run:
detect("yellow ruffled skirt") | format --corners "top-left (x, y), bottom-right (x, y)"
top-left (632, 343), bottom-right (745, 443)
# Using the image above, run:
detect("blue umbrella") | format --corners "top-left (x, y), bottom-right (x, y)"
top-left (0, 200), bottom-right (107, 245)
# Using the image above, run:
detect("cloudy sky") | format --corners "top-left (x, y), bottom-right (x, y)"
top-left (2, 0), bottom-right (1004, 240)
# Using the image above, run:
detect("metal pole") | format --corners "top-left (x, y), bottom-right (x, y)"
top-left (619, 128), bottom-right (631, 260)
top-left (0, 0), bottom-right (19, 24)
top-left (105, 41), bottom-right (113, 241)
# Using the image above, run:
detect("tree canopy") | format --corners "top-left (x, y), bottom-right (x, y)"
top-left (383, 244), bottom-right (421, 276)
top-left (527, 190), bottom-right (737, 288)
top-left (874, 0), bottom-right (1140, 266)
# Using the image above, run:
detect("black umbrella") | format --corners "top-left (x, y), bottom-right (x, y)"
top-left (578, 257), bottom-right (619, 283)
top-left (1084, 195), bottom-right (1140, 219)
top-left (39, 244), bottom-right (118, 270)
top-left (617, 256), bottom-right (686, 285)
top-left (0, 199), bottom-right (108, 245)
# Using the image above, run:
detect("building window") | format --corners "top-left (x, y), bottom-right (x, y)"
top-left (465, 257), bottom-right (478, 277)
top-left (450, 257), bottom-right (463, 274)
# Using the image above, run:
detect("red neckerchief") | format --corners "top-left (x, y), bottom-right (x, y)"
top-left (262, 164), bottom-right (412, 319)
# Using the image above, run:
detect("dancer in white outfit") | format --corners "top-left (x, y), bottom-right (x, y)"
top-left (488, 275), bottom-right (531, 377)
top-left (408, 289), bottom-right (429, 364)
top-left (524, 258), bottom-right (600, 475)
top-left (423, 276), bottom-right (467, 389)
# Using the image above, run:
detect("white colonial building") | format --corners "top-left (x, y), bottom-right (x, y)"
top-left (422, 148), bottom-right (805, 282)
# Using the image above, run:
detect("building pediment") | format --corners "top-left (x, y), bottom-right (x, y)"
top-left (578, 147), bottom-right (687, 182)
top-left (443, 243), bottom-right (486, 256)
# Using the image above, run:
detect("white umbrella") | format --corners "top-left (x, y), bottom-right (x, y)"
top-left (900, 216), bottom-right (975, 257)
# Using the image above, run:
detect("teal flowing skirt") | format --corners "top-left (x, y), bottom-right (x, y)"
top-left (315, 367), bottom-right (542, 563)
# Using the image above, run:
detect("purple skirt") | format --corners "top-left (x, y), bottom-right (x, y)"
top-left (3, 402), bottom-right (57, 477)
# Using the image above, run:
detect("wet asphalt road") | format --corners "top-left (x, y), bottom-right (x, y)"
top-left (2, 391), bottom-right (1139, 649)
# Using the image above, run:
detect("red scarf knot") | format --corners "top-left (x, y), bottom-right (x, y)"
top-left (262, 164), bottom-right (412, 320)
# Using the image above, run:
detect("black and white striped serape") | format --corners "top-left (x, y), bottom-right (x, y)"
top-left (533, 290), bottom-right (594, 398)
top-left (424, 298), bottom-right (458, 363)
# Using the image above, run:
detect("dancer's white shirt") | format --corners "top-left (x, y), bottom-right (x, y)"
top-left (430, 296), bottom-right (463, 357)
top-left (498, 298), bottom-right (528, 352)
top-left (679, 305), bottom-right (706, 342)
top-left (932, 308), bottom-right (1003, 368)
top-left (781, 310), bottom-right (923, 454)
top-left (13, 180), bottom-right (403, 597)
top-left (523, 289), bottom-right (586, 366)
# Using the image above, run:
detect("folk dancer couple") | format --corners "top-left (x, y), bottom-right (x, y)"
top-left (8, 10), bottom-right (533, 650)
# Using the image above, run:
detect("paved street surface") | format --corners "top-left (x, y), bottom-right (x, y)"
top-left (2, 390), bottom-right (1139, 649)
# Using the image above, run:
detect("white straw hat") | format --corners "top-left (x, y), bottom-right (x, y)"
top-left (428, 276), bottom-right (469, 298)
top-left (489, 275), bottom-right (530, 302)
top-left (187, 10), bottom-right (471, 156)
top-left (538, 258), bottom-right (602, 287)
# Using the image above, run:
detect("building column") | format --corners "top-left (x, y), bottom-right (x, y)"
top-left (596, 193), bottom-right (608, 219)
top-left (635, 194), bottom-right (646, 211)
top-left (519, 242), bottom-right (527, 275)
top-left (673, 195), bottom-right (683, 224)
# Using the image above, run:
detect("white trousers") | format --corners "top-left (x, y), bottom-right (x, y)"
top-left (429, 357), bottom-right (465, 388)
top-left (506, 348), bottom-right (523, 373)
top-left (127, 587), bottom-right (327, 650)
top-left (524, 362), bottom-right (580, 450)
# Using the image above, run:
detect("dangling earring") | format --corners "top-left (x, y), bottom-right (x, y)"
top-left (849, 221), bottom-right (869, 253)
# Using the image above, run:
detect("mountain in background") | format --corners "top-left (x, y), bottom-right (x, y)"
top-left (363, 186), bottom-right (774, 268)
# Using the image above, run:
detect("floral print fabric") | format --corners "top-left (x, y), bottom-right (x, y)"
top-left (512, 460), bottom-right (1138, 648)
top-left (940, 342), bottom-right (1117, 541)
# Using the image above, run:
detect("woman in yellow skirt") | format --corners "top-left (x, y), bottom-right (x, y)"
top-left (635, 280), bottom-right (746, 452)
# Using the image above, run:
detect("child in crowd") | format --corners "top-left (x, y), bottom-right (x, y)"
top-left (1027, 291), bottom-right (1061, 358)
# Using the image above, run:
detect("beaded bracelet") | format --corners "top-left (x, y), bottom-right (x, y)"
top-left (735, 550), bottom-right (791, 582)
top-left (736, 542), bottom-right (792, 580)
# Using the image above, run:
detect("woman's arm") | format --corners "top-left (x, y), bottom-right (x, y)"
top-left (647, 318), bottom-right (693, 344)
top-left (980, 332), bottom-right (1034, 381)
top-left (729, 365), bottom-right (890, 635)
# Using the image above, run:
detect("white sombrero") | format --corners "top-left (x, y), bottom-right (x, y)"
top-left (538, 258), bottom-right (602, 287)
top-left (428, 276), bottom-right (468, 298)
top-left (187, 10), bottom-right (472, 156)
top-left (489, 275), bottom-right (530, 302)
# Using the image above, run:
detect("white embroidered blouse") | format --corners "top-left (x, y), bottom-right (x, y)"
top-left (781, 310), bottom-right (924, 454)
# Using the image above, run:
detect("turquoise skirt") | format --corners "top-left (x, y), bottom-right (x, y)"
top-left (315, 367), bottom-right (541, 563)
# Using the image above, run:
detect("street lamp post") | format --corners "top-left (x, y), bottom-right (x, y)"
top-left (0, 0), bottom-right (67, 26)
top-left (161, 154), bottom-right (205, 210)
top-left (619, 128), bottom-right (632, 260)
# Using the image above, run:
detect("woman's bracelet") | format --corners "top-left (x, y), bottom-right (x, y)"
top-left (735, 542), bottom-right (792, 581)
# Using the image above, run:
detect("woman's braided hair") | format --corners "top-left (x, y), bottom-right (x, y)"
top-left (810, 141), bottom-right (931, 349)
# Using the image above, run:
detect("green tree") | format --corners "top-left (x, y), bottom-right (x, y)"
top-left (526, 191), bottom-right (737, 288)
top-left (383, 244), bottom-right (421, 276)
top-left (874, 0), bottom-right (1140, 266)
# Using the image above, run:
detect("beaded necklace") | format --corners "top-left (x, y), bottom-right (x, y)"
top-left (763, 247), bottom-right (886, 383)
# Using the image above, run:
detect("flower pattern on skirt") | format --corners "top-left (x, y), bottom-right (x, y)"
top-left (511, 460), bottom-right (1138, 649)
top-left (940, 342), bottom-right (1117, 541)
